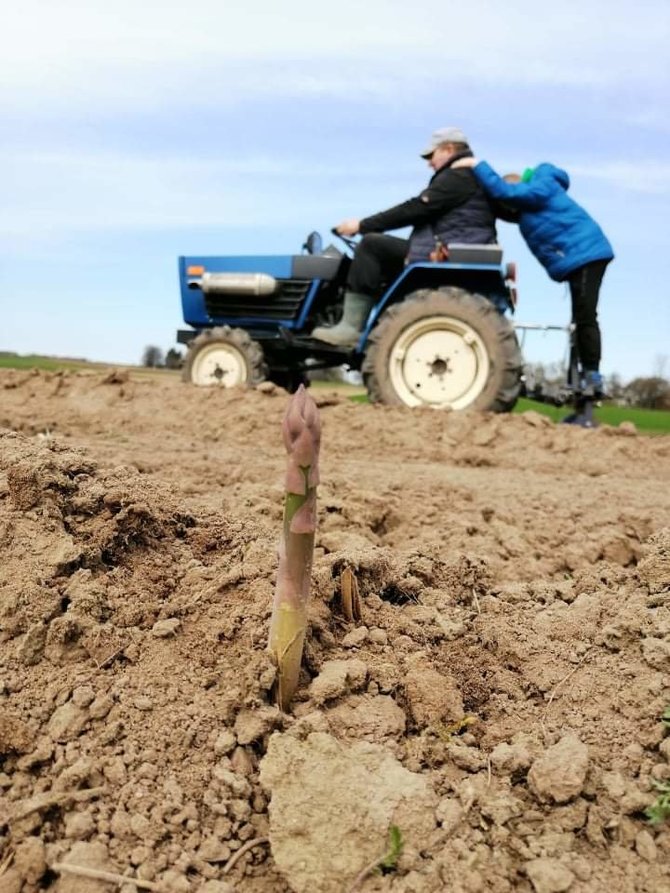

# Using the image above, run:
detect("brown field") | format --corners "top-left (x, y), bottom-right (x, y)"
top-left (1, 367), bottom-right (669, 893)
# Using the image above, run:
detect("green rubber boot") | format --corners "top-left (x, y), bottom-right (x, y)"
top-left (311, 292), bottom-right (373, 347)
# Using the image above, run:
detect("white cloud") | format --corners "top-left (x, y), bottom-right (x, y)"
top-left (0, 149), bottom-right (403, 237)
top-left (3, 0), bottom-right (668, 109)
top-left (568, 161), bottom-right (670, 195)
top-left (3, 143), bottom-right (667, 245)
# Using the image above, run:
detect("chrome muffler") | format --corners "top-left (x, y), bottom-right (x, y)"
top-left (188, 272), bottom-right (278, 296)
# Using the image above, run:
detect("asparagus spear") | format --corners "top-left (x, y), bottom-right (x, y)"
top-left (269, 385), bottom-right (321, 709)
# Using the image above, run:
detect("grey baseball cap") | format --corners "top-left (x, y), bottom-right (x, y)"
top-left (420, 127), bottom-right (469, 158)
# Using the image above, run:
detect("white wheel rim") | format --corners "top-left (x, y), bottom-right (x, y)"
top-left (190, 342), bottom-right (248, 387)
top-left (388, 315), bottom-right (490, 409)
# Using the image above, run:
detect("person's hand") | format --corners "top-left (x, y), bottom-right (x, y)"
top-left (451, 157), bottom-right (477, 169)
top-left (335, 219), bottom-right (360, 236)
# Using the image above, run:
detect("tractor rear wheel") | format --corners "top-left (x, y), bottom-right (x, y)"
top-left (182, 326), bottom-right (267, 387)
top-left (362, 287), bottom-right (522, 412)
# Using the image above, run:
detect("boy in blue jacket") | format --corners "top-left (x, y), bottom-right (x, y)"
top-left (456, 159), bottom-right (614, 398)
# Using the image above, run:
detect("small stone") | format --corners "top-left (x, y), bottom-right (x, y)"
top-left (490, 742), bottom-right (532, 774)
top-left (152, 619), bottom-right (181, 638)
top-left (525, 857), bottom-right (574, 893)
top-left (404, 666), bottom-right (464, 727)
top-left (14, 836), bottom-right (47, 884)
top-left (16, 738), bottom-right (54, 771)
top-left (448, 744), bottom-right (486, 773)
top-left (0, 713), bottom-right (32, 754)
top-left (435, 797), bottom-right (464, 834)
top-left (198, 837), bottom-right (232, 863)
top-left (600, 771), bottom-right (626, 800)
top-left (368, 628), bottom-right (388, 645)
top-left (234, 707), bottom-right (280, 745)
top-left (307, 660), bottom-right (368, 705)
top-left (64, 811), bottom-right (95, 840)
top-left (528, 734), bottom-right (589, 804)
top-left (213, 730), bottom-right (236, 755)
top-left (641, 637), bottom-right (670, 671)
top-left (635, 829), bottom-right (657, 862)
top-left (230, 746), bottom-right (254, 776)
top-left (480, 794), bottom-right (524, 826)
top-left (326, 695), bottom-right (405, 740)
top-left (103, 757), bottom-right (127, 785)
top-left (134, 696), bottom-right (153, 712)
top-left (341, 627), bottom-right (368, 648)
top-left (18, 624), bottom-right (47, 665)
top-left (88, 695), bottom-right (114, 719)
top-left (568, 856), bottom-right (592, 882)
top-left (621, 788), bottom-right (653, 816)
top-left (72, 685), bottom-right (96, 708)
top-left (160, 869), bottom-right (191, 893)
top-left (130, 813), bottom-right (152, 839)
top-left (48, 702), bottom-right (88, 743)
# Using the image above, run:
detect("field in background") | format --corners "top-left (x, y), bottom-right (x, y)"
top-left (513, 397), bottom-right (670, 434)
top-left (0, 353), bottom-right (94, 372)
top-left (1, 354), bottom-right (668, 434)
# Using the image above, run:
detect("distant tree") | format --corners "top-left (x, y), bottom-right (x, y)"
top-left (623, 376), bottom-right (670, 410)
top-left (604, 372), bottom-right (626, 403)
top-left (653, 353), bottom-right (668, 380)
top-left (142, 345), bottom-right (164, 368)
top-left (164, 348), bottom-right (184, 369)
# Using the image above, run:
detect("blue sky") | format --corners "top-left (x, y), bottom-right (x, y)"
top-left (2, 0), bottom-right (669, 381)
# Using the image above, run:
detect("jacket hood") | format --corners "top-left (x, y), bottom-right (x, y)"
top-left (535, 162), bottom-right (570, 191)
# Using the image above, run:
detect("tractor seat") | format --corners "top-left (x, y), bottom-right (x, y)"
top-left (446, 244), bottom-right (504, 265)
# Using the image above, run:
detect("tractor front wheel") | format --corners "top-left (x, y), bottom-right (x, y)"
top-left (362, 288), bottom-right (522, 412)
top-left (182, 326), bottom-right (266, 387)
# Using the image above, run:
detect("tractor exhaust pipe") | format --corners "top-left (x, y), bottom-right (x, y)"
top-left (187, 272), bottom-right (278, 296)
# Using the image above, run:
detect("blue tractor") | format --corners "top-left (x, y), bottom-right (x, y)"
top-left (176, 231), bottom-right (524, 412)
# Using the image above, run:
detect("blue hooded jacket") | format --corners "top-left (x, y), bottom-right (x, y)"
top-left (473, 161), bottom-right (614, 282)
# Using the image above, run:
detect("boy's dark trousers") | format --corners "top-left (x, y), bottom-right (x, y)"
top-left (567, 259), bottom-right (610, 372)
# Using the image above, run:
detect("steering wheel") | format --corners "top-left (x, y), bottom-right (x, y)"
top-left (330, 227), bottom-right (358, 253)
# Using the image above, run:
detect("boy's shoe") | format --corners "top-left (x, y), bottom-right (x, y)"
top-left (562, 411), bottom-right (597, 428)
top-left (581, 370), bottom-right (605, 398)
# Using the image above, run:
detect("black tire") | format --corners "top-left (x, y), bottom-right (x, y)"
top-left (182, 326), bottom-right (267, 387)
top-left (362, 288), bottom-right (522, 412)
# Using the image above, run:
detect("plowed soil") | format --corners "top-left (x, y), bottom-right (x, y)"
top-left (1, 368), bottom-right (669, 893)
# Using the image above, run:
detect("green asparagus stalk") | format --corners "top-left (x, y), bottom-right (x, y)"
top-left (269, 384), bottom-right (321, 710)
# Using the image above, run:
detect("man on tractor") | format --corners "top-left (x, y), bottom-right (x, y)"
top-left (311, 126), bottom-right (499, 347)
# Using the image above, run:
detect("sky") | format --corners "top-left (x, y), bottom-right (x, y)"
top-left (2, 0), bottom-right (669, 382)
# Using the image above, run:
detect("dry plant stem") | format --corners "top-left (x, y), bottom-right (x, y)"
top-left (268, 385), bottom-right (321, 710)
top-left (341, 567), bottom-right (362, 621)
top-left (348, 850), bottom-right (390, 893)
top-left (51, 863), bottom-right (165, 892)
top-left (0, 853), bottom-right (14, 877)
top-left (11, 787), bottom-right (105, 822)
top-left (540, 647), bottom-right (594, 738)
top-left (472, 587), bottom-right (481, 615)
top-left (221, 836), bottom-right (269, 874)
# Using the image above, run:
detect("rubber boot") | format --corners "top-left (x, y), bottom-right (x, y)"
top-left (311, 292), bottom-right (373, 347)
top-left (581, 370), bottom-right (605, 399)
